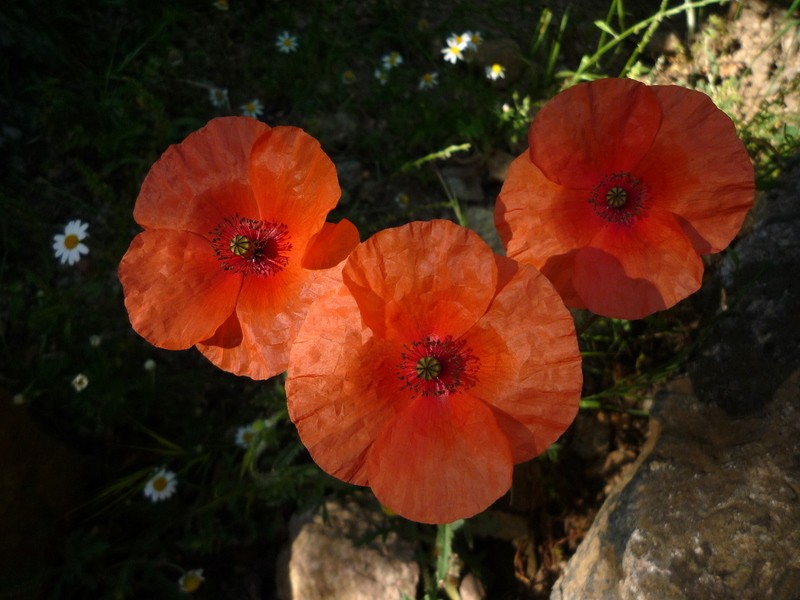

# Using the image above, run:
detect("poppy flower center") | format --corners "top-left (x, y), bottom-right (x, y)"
top-left (211, 214), bottom-right (292, 276)
top-left (589, 171), bottom-right (648, 225)
top-left (398, 335), bottom-right (479, 397)
top-left (64, 234), bottom-right (80, 250)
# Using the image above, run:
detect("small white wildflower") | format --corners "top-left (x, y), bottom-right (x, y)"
top-left (446, 32), bottom-right (471, 50)
top-left (275, 31), bottom-right (298, 54)
top-left (234, 423), bottom-right (257, 449)
top-left (240, 99), bottom-right (264, 118)
top-left (486, 63), bottom-right (506, 80)
top-left (394, 192), bottom-right (411, 209)
top-left (382, 51), bottom-right (403, 69)
top-left (374, 68), bottom-right (389, 85)
top-left (89, 335), bottom-right (102, 347)
top-left (212, 0), bottom-right (228, 10)
top-left (208, 87), bottom-right (229, 107)
top-left (418, 72), bottom-right (439, 90)
top-left (143, 468), bottom-right (177, 502)
top-left (144, 359), bottom-right (156, 372)
top-left (53, 220), bottom-right (89, 265)
top-left (71, 373), bottom-right (89, 392)
top-left (341, 70), bottom-right (357, 85)
top-left (465, 30), bottom-right (483, 50)
top-left (441, 41), bottom-right (465, 64)
top-left (179, 569), bottom-right (205, 593)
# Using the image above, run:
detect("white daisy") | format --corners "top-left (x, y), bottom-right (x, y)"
top-left (486, 63), bottom-right (506, 80)
top-left (208, 86), bottom-right (229, 107)
top-left (275, 31), bottom-right (298, 54)
top-left (465, 30), bottom-right (483, 50)
top-left (179, 569), bottom-right (205, 593)
top-left (418, 72), bottom-right (438, 90)
top-left (446, 32), bottom-right (471, 50)
top-left (234, 423), bottom-right (257, 449)
top-left (341, 70), bottom-right (357, 85)
top-left (71, 373), bottom-right (89, 392)
top-left (53, 219), bottom-right (89, 265)
top-left (441, 41), bottom-right (465, 64)
top-left (394, 192), bottom-right (411, 209)
top-left (374, 68), bottom-right (389, 85)
top-left (240, 98), bottom-right (264, 118)
top-left (143, 468), bottom-right (177, 502)
top-left (381, 51), bottom-right (403, 69)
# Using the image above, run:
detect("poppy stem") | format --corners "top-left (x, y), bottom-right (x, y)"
top-left (433, 167), bottom-right (468, 228)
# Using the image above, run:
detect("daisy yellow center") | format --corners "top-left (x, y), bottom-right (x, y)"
top-left (64, 234), bottom-right (80, 250)
top-left (152, 476), bottom-right (168, 492)
top-left (182, 574), bottom-right (203, 592)
top-left (398, 336), bottom-right (479, 397)
top-left (211, 215), bottom-right (292, 276)
top-left (589, 171), bottom-right (648, 226)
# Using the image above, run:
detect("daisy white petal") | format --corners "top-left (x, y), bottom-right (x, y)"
top-left (53, 219), bottom-right (90, 265)
top-left (143, 468), bottom-right (177, 502)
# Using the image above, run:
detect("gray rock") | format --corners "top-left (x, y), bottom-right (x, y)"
top-left (551, 372), bottom-right (800, 600)
top-left (276, 495), bottom-right (419, 600)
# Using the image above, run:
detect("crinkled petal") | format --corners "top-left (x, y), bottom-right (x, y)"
top-left (538, 251), bottom-right (586, 309)
top-left (301, 218), bottom-right (360, 269)
top-left (342, 220), bottom-right (497, 342)
top-left (134, 118), bottom-right (266, 233)
top-left (119, 230), bottom-right (241, 349)
top-left (636, 85), bottom-right (755, 254)
top-left (529, 78), bottom-right (661, 189)
top-left (248, 126), bottom-right (341, 251)
top-left (466, 256), bottom-right (582, 462)
top-left (286, 284), bottom-right (410, 485)
top-left (496, 152), bottom-right (597, 268)
top-left (573, 213), bottom-right (704, 319)
top-left (366, 394), bottom-right (514, 524)
top-left (197, 257), bottom-right (318, 379)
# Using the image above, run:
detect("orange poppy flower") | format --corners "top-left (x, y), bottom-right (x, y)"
top-left (286, 220), bottom-right (582, 524)
top-left (119, 117), bottom-right (359, 379)
top-left (495, 78), bottom-right (754, 319)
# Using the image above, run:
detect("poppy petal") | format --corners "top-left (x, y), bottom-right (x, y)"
top-left (301, 219), bottom-right (360, 270)
top-left (200, 310), bottom-right (243, 349)
top-left (466, 256), bottom-right (582, 462)
top-left (366, 394), bottom-right (514, 524)
top-left (538, 251), bottom-right (586, 309)
top-left (119, 230), bottom-right (242, 349)
top-left (196, 259), bottom-right (311, 379)
top-left (342, 220), bottom-right (497, 342)
top-left (529, 78), bottom-right (661, 189)
top-left (134, 118), bottom-right (267, 233)
top-left (249, 126), bottom-right (341, 251)
top-left (573, 213), bottom-right (704, 319)
top-left (287, 285), bottom-right (410, 485)
top-left (636, 86), bottom-right (755, 254)
top-left (495, 152), bottom-right (597, 268)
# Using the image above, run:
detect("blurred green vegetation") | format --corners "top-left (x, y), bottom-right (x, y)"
top-left (1, 0), bottom-right (797, 597)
